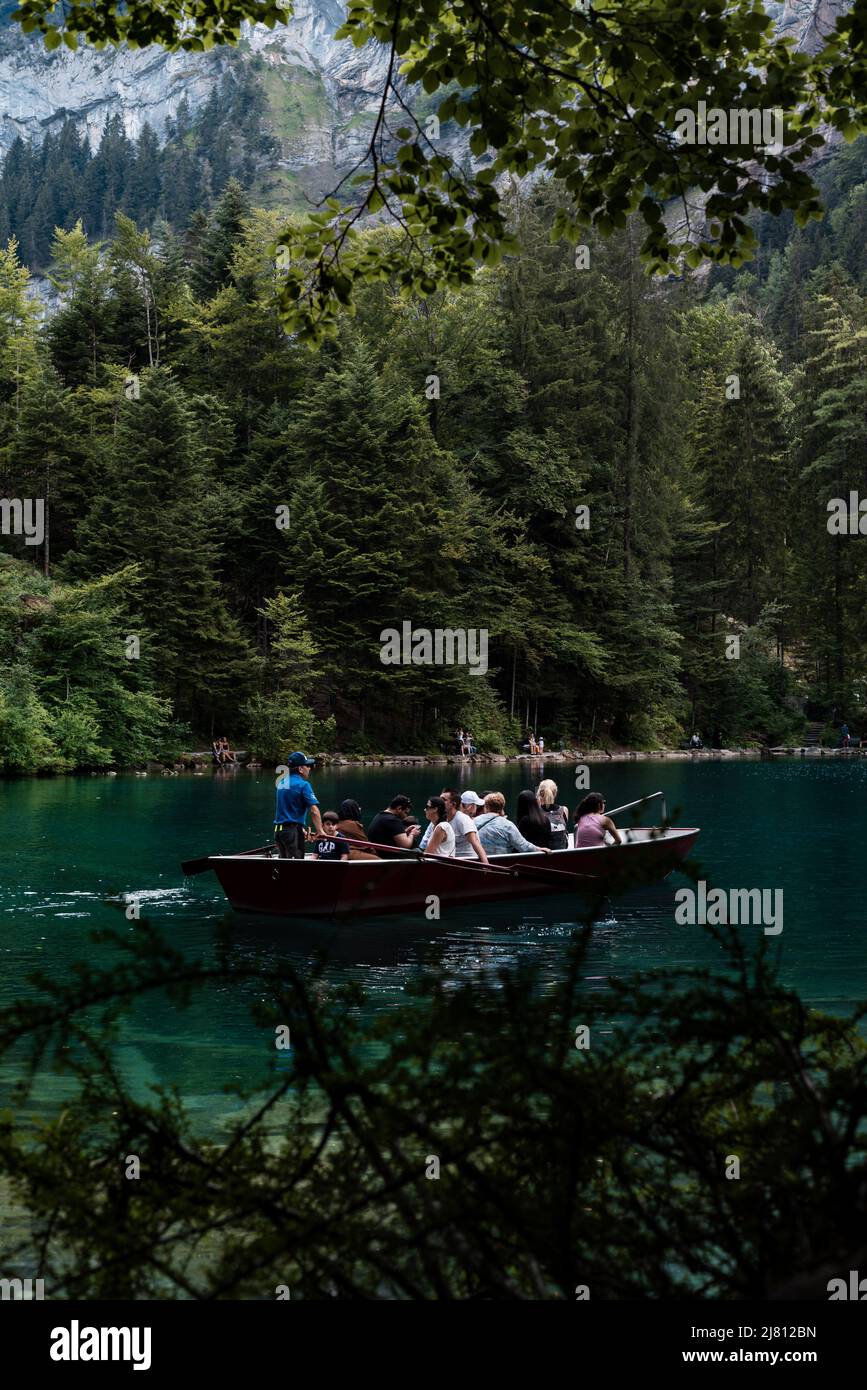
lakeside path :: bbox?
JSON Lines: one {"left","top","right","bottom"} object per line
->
{"left": 171, "top": 746, "right": 866, "bottom": 770}
{"left": 7, "top": 748, "right": 862, "bottom": 779}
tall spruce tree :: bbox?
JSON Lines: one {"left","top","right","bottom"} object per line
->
{"left": 66, "top": 367, "right": 257, "bottom": 731}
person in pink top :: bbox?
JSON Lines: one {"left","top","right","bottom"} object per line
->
{"left": 573, "top": 793, "right": 622, "bottom": 848}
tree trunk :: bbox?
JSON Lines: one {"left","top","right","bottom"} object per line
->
{"left": 622, "top": 224, "right": 638, "bottom": 579}
{"left": 43, "top": 460, "right": 50, "bottom": 578}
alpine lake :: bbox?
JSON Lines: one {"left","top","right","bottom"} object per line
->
{"left": 1, "top": 757, "right": 864, "bottom": 1138}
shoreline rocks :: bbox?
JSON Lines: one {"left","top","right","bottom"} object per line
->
{"left": 9, "top": 745, "right": 861, "bottom": 779}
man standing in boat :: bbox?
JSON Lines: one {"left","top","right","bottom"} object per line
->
{"left": 274, "top": 751, "right": 323, "bottom": 858}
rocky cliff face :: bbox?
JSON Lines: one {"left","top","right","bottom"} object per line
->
{"left": 0, "top": 1, "right": 853, "bottom": 205}
{"left": 0, "top": 0, "right": 401, "bottom": 204}
{"left": 771, "top": 0, "right": 850, "bottom": 53}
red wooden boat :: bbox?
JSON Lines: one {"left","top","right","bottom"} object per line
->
{"left": 185, "top": 795, "right": 699, "bottom": 921}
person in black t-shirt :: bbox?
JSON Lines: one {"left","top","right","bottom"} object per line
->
{"left": 367, "top": 795, "right": 421, "bottom": 856}
{"left": 312, "top": 812, "right": 351, "bottom": 861}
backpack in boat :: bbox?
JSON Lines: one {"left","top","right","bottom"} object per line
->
{"left": 544, "top": 805, "right": 569, "bottom": 849}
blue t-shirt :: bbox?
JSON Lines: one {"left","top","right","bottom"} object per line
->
{"left": 274, "top": 773, "right": 319, "bottom": 826}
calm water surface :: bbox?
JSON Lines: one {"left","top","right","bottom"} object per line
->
{"left": 1, "top": 759, "right": 863, "bottom": 1132}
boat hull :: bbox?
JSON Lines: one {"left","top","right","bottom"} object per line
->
{"left": 206, "top": 827, "right": 700, "bottom": 920}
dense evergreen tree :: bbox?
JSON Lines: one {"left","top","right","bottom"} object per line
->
{"left": 0, "top": 556, "right": 178, "bottom": 771}
{"left": 790, "top": 284, "right": 867, "bottom": 707}
{"left": 0, "top": 72, "right": 275, "bottom": 270}
{"left": 4, "top": 137, "right": 867, "bottom": 762}
{"left": 189, "top": 178, "right": 251, "bottom": 300}
{"left": 67, "top": 368, "right": 258, "bottom": 732}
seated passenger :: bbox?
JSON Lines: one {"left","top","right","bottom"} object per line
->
{"left": 516, "top": 789, "right": 553, "bottom": 848}
{"left": 312, "top": 812, "right": 351, "bottom": 861}
{"left": 536, "top": 778, "right": 569, "bottom": 849}
{"left": 459, "top": 789, "right": 484, "bottom": 817}
{"left": 367, "top": 795, "right": 421, "bottom": 855}
{"left": 422, "top": 795, "right": 455, "bottom": 857}
{"left": 443, "top": 789, "right": 488, "bottom": 862}
{"left": 334, "top": 799, "right": 378, "bottom": 860}
{"left": 573, "top": 792, "right": 622, "bottom": 848}
{"left": 419, "top": 787, "right": 451, "bottom": 850}
{"left": 475, "top": 793, "right": 550, "bottom": 855}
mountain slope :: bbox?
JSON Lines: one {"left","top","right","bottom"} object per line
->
{"left": 0, "top": 1, "right": 850, "bottom": 210}
{"left": 0, "top": 0, "right": 397, "bottom": 208}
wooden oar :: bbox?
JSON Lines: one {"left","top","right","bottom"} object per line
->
{"left": 181, "top": 842, "right": 275, "bottom": 876}
{"left": 605, "top": 791, "right": 667, "bottom": 822}
{"left": 182, "top": 837, "right": 599, "bottom": 892}
{"left": 335, "top": 836, "right": 599, "bottom": 888}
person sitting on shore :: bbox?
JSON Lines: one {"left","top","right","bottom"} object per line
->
{"left": 312, "top": 812, "right": 351, "bottom": 861}
{"left": 221, "top": 736, "right": 237, "bottom": 765}
{"left": 367, "top": 795, "right": 421, "bottom": 856}
{"left": 527, "top": 731, "right": 539, "bottom": 756}
{"left": 689, "top": 732, "right": 703, "bottom": 750}
{"left": 212, "top": 737, "right": 222, "bottom": 764}
{"left": 422, "top": 796, "right": 456, "bottom": 857}
{"left": 536, "top": 779, "right": 569, "bottom": 849}
{"left": 334, "top": 799, "right": 378, "bottom": 860}
{"left": 516, "top": 789, "right": 553, "bottom": 847}
{"left": 573, "top": 792, "right": 622, "bottom": 848}
{"left": 475, "top": 793, "right": 550, "bottom": 856}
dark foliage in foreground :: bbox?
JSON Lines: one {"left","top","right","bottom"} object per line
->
{"left": 0, "top": 905, "right": 865, "bottom": 1300}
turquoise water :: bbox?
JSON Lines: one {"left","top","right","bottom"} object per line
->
{"left": 1, "top": 759, "right": 864, "bottom": 1131}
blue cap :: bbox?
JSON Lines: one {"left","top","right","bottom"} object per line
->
{"left": 288, "top": 751, "right": 315, "bottom": 767}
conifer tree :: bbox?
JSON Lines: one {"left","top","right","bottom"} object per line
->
{"left": 0, "top": 237, "right": 41, "bottom": 444}
{"left": 67, "top": 367, "right": 257, "bottom": 729}
{"left": 190, "top": 178, "right": 251, "bottom": 301}
{"left": 792, "top": 287, "right": 867, "bottom": 705}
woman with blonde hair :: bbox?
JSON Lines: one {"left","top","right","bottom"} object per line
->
{"left": 536, "top": 779, "right": 570, "bottom": 850}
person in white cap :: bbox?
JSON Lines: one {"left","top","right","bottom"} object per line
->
{"left": 417, "top": 788, "right": 487, "bottom": 858}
